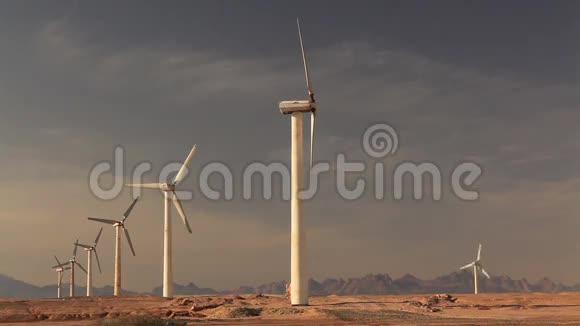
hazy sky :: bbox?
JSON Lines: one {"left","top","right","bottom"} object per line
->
{"left": 1, "top": 1, "right": 580, "bottom": 292}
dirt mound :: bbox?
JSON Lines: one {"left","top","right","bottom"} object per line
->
{"left": 190, "top": 297, "right": 233, "bottom": 312}
{"left": 426, "top": 293, "right": 458, "bottom": 305}
{"left": 95, "top": 315, "right": 186, "bottom": 326}
{"left": 406, "top": 294, "right": 458, "bottom": 312}
{"left": 265, "top": 307, "right": 305, "bottom": 316}
{"left": 207, "top": 306, "right": 262, "bottom": 319}
{"left": 227, "top": 307, "right": 263, "bottom": 318}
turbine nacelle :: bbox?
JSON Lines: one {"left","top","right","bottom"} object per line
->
{"left": 79, "top": 244, "right": 97, "bottom": 252}
{"left": 279, "top": 100, "right": 317, "bottom": 115}
{"left": 161, "top": 183, "right": 176, "bottom": 192}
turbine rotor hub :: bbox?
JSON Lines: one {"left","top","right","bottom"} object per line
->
{"left": 161, "top": 183, "right": 176, "bottom": 191}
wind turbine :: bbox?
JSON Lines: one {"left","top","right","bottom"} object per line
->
{"left": 51, "top": 256, "right": 71, "bottom": 299}
{"left": 74, "top": 227, "right": 103, "bottom": 296}
{"left": 125, "top": 145, "right": 195, "bottom": 298}
{"left": 69, "top": 240, "right": 87, "bottom": 297}
{"left": 459, "top": 243, "right": 491, "bottom": 294}
{"left": 88, "top": 197, "right": 139, "bottom": 296}
{"left": 278, "top": 18, "right": 318, "bottom": 306}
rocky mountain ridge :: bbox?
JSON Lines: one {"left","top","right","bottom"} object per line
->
{"left": 2, "top": 271, "right": 579, "bottom": 298}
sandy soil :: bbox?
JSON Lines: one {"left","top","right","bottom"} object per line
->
{"left": 2, "top": 292, "right": 580, "bottom": 325}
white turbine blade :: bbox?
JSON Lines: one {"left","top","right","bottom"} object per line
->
{"left": 52, "top": 261, "right": 69, "bottom": 269}
{"left": 460, "top": 261, "right": 475, "bottom": 270}
{"left": 88, "top": 217, "right": 118, "bottom": 225}
{"left": 310, "top": 111, "right": 316, "bottom": 169}
{"left": 54, "top": 255, "right": 63, "bottom": 267}
{"left": 125, "top": 183, "right": 164, "bottom": 189}
{"left": 173, "top": 145, "right": 197, "bottom": 185}
{"left": 76, "top": 262, "right": 87, "bottom": 274}
{"left": 94, "top": 249, "right": 102, "bottom": 274}
{"left": 75, "top": 243, "right": 92, "bottom": 250}
{"left": 122, "top": 196, "right": 140, "bottom": 222}
{"left": 172, "top": 192, "right": 192, "bottom": 233}
{"left": 477, "top": 243, "right": 482, "bottom": 261}
{"left": 94, "top": 227, "right": 103, "bottom": 245}
{"left": 73, "top": 240, "right": 79, "bottom": 257}
{"left": 297, "top": 18, "right": 314, "bottom": 101}
{"left": 123, "top": 227, "right": 136, "bottom": 256}
{"left": 63, "top": 267, "right": 71, "bottom": 271}
{"left": 480, "top": 266, "right": 491, "bottom": 279}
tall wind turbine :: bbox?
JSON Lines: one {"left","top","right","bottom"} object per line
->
{"left": 125, "top": 145, "right": 195, "bottom": 298}
{"left": 278, "top": 18, "right": 318, "bottom": 306}
{"left": 69, "top": 240, "right": 87, "bottom": 297}
{"left": 75, "top": 227, "right": 103, "bottom": 296}
{"left": 459, "top": 243, "right": 491, "bottom": 294}
{"left": 51, "top": 256, "right": 70, "bottom": 299}
{"left": 88, "top": 197, "right": 139, "bottom": 296}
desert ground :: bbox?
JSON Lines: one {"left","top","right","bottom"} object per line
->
{"left": 2, "top": 292, "right": 580, "bottom": 325}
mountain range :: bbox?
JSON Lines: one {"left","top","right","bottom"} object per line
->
{"left": 2, "top": 271, "right": 580, "bottom": 298}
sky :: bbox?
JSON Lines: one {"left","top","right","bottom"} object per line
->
{"left": 1, "top": 1, "right": 580, "bottom": 292}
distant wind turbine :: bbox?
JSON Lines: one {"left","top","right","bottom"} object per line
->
{"left": 74, "top": 227, "right": 103, "bottom": 296}
{"left": 125, "top": 145, "right": 196, "bottom": 298}
{"left": 88, "top": 197, "right": 139, "bottom": 296}
{"left": 51, "top": 256, "right": 71, "bottom": 299}
{"left": 68, "top": 240, "right": 87, "bottom": 297}
{"left": 459, "top": 243, "right": 491, "bottom": 294}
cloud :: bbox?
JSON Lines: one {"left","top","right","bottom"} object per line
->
{"left": 36, "top": 20, "right": 86, "bottom": 59}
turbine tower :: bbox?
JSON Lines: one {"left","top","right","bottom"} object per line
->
{"left": 69, "top": 240, "right": 87, "bottom": 297}
{"left": 51, "top": 256, "right": 70, "bottom": 299}
{"left": 278, "top": 18, "right": 318, "bottom": 306}
{"left": 460, "top": 243, "right": 491, "bottom": 294}
{"left": 75, "top": 227, "right": 103, "bottom": 296}
{"left": 125, "top": 145, "right": 195, "bottom": 298}
{"left": 88, "top": 197, "right": 139, "bottom": 296}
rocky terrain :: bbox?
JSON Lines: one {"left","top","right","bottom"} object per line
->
{"left": 3, "top": 292, "right": 580, "bottom": 325}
